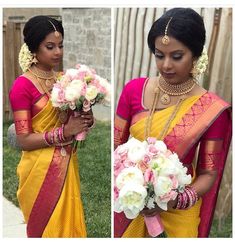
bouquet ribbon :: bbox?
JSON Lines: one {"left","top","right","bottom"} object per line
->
{"left": 74, "top": 111, "right": 88, "bottom": 141}
{"left": 144, "top": 214, "right": 164, "bottom": 237}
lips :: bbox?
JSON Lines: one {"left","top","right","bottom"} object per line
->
{"left": 52, "top": 58, "right": 61, "bottom": 62}
{"left": 162, "top": 72, "right": 175, "bottom": 79}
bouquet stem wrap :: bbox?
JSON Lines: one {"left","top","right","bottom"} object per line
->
{"left": 144, "top": 215, "right": 164, "bottom": 237}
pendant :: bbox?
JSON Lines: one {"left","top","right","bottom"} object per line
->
{"left": 160, "top": 93, "right": 171, "bottom": 105}
{"left": 45, "top": 79, "right": 52, "bottom": 88}
{"left": 60, "top": 147, "right": 67, "bottom": 156}
{"left": 59, "top": 111, "right": 68, "bottom": 124}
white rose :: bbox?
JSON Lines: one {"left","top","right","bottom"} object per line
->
{"left": 70, "top": 79, "right": 84, "bottom": 94}
{"left": 154, "top": 176, "right": 173, "bottom": 197}
{"left": 115, "top": 182, "right": 147, "bottom": 219}
{"left": 65, "top": 85, "right": 80, "bottom": 101}
{"left": 150, "top": 155, "right": 169, "bottom": 174}
{"left": 177, "top": 168, "right": 191, "bottom": 186}
{"left": 126, "top": 137, "right": 147, "bottom": 163}
{"left": 51, "top": 87, "right": 60, "bottom": 106}
{"left": 116, "top": 167, "right": 144, "bottom": 190}
{"left": 65, "top": 68, "right": 79, "bottom": 79}
{"left": 154, "top": 140, "right": 167, "bottom": 153}
{"left": 85, "top": 85, "right": 98, "bottom": 101}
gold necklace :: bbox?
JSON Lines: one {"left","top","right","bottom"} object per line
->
{"left": 158, "top": 76, "right": 195, "bottom": 105}
{"left": 144, "top": 86, "right": 185, "bottom": 140}
{"left": 29, "top": 66, "right": 68, "bottom": 124}
{"left": 29, "top": 65, "right": 56, "bottom": 90}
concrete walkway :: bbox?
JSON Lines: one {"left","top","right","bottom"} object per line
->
{"left": 2, "top": 196, "right": 27, "bottom": 238}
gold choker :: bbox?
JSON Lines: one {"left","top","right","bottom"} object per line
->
{"left": 158, "top": 76, "right": 196, "bottom": 105}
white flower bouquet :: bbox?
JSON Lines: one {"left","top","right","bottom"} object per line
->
{"left": 51, "top": 64, "right": 111, "bottom": 142}
{"left": 114, "top": 137, "right": 192, "bottom": 237}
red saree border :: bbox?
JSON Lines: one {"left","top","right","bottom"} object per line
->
{"left": 163, "top": 92, "right": 230, "bottom": 160}
{"left": 27, "top": 145, "right": 72, "bottom": 237}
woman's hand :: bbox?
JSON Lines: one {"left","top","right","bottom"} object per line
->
{"left": 64, "top": 110, "right": 94, "bottom": 138}
{"left": 140, "top": 198, "right": 178, "bottom": 217}
{"left": 140, "top": 205, "right": 163, "bottom": 217}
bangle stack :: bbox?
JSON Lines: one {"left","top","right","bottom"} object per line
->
{"left": 43, "top": 125, "right": 66, "bottom": 146}
{"left": 175, "top": 185, "right": 199, "bottom": 210}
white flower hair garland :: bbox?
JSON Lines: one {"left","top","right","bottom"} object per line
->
{"left": 192, "top": 46, "right": 209, "bottom": 79}
{"left": 18, "top": 43, "right": 36, "bottom": 72}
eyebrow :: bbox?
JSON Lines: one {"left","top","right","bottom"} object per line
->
{"left": 45, "top": 41, "right": 63, "bottom": 45}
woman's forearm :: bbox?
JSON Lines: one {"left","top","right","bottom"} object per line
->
{"left": 17, "top": 133, "right": 50, "bottom": 151}
{"left": 191, "top": 169, "right": 218, "bottom": 197}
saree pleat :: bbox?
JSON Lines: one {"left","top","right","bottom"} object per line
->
{"left": 16, "top": 99, "right": 86, "bottom": 237}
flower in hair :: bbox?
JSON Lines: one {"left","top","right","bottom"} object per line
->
{"left": 192, "top": 46, "right": 209, "bottom": 78}
{"left": 18, "top": 43, "right": 34, "bottom": 72}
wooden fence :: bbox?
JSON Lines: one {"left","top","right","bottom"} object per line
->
{"left": 3, "top": 21, "right": 24, "bottom": 121}
{"left": 114, "top": 7, "right": 232, "bottom": 226}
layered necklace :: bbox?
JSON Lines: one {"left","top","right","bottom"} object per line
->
{"left": 28, "top": 65, "right": 56, "bottom": 97}
{"left": 158, "top": 76, "right": 196, "bottom": 105}
{"left": 28, "top": 65, "right": 68, "bottom": 124}
{"left": 144, "top": 77, "right": 195, "bottom": 140}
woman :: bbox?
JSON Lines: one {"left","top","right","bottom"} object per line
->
{"left": 114, "top": 8, "right": 232, "bottom": 238}
{"left": 9, "top": 16, "right": 94, "bottom": 238}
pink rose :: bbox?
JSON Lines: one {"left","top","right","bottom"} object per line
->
{"left": 169, "top": 175, "right": 178, "bottom": 189}
{"left": 147, "top": 137, "right": 157, "bottom": 144}
{"left": 114, "top": 161, "right": 125, "bottom": 177}
{"left": 123, "top": 158, "right": 136, "bottom": 168}
{"left": 138, "top": 159, "right": 149, "bottom": 173}
{"left": 114, "top": 186, "right": 119, "bottom": 200}
{"left": 83, "top": 99, "right": 91, "bottom": 112}
{"left": 159, "top": 190, "right": 178, "bottom": 203}
{"left": 146, "top": 144, "right": 158, "bottom": 158}
{"left": 115, "top": 145, "right": 128, "bottom": 161}
{"left": 144, "top": 168, "right": 155, "bottom": 184}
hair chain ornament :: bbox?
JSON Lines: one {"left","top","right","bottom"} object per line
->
{"left": 48, "top": 20, "right": 60, "bottom": 37}
{"left": 162, "top": 17, "right": 173, "bottom": 45}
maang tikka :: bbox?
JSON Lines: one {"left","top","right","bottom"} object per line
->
{"left": 162, "top": 17, "right": 173, "bottom": 45}
{"left": 48, "top": 20, "right": 60, "bottom": 37}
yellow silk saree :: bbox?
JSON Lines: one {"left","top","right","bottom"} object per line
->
{"left": 16, "top": 98, "right": 86, "bottom": 237}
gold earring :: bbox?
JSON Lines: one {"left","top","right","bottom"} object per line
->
{"left": 190, "top": 60, "right": 197, "bottom": 77}
{"left": 32, "top": 53, "right": 38, "bottom": 64}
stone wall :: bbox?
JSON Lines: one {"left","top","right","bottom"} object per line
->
{"left": 61, "top": 8, "right": 111, "bottom": 121}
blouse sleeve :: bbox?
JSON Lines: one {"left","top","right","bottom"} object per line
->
{"left": 9, "top": 77, "right": 33, "bottom": 134}
{"left": 114, "top": 86, "right": 131, "bottom": 148}
{"left": 197, "top": 109, "right": 232, "bottom": 237}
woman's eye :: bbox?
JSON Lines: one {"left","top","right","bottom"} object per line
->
{"left": 46, "top": 46, "right": 53, "bottom": 50}
{"left": 155, "top": 54, "right": 164, "bottom": 59}
{"left": 172, "top": 55, "right": 183, "bottom": 60}
{"left": 59, "top": 45, "right": 64, "bottom": 49}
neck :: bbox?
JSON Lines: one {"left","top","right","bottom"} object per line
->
{"left": 33, "top": 63, "right": 53, "bottom": 72}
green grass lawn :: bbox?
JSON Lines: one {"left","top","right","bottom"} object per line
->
{"left": 3, "top": 121, "right": 111, "bottom": 238}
